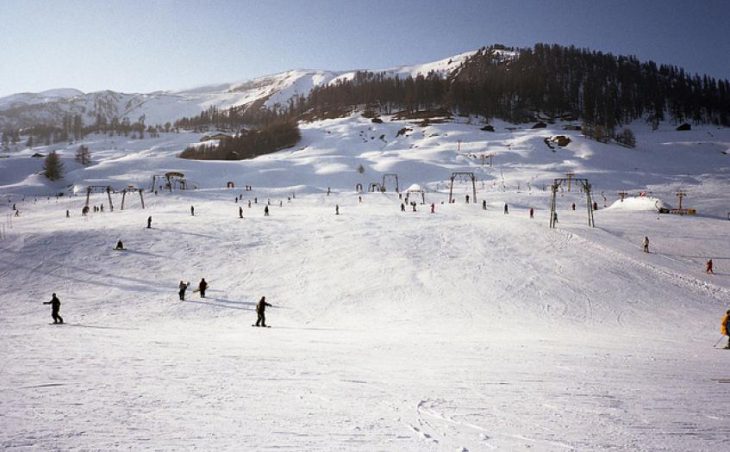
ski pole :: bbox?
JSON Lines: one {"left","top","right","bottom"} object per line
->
{"left": 713, "top": 335, "right": 726, "bottom": 348}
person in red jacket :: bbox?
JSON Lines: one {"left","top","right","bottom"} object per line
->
{"left": 255, "top": 296, "right": 272, "bottom": 327}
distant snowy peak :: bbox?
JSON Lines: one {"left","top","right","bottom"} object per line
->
{"left": 0, "top": 49, "right": 485, "bottom": 128}
{"left": 329, "top": 50, "right": 479, "bottom": 85}
{"left": 0, "top": 88, "right": 84, "bottom": 109}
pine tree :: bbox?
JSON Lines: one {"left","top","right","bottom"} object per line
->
{"left": 75, "top": 145, "right": 91, "bottom": 165}
{"left": 43, "top": 151, "right": 64, "bottom": 181}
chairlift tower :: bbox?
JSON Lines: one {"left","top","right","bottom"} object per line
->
{"left": 448, "top": 172, "right": 477, "bottom": 204}
{"left": 549, "top": 177, "right": 595, "bottom": 229}
{"left": 85, "top": 186, "right": 114, "bottom": 211}
{"left": 565, "top": 172, "right": 576, "bottom": 192}
{"left": 676, "top": 191, "right": 687, "bottom": 210}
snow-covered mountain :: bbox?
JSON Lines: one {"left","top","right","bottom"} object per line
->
{"left": 0, "top": 50, "right": 477, "bottom": 129}
{"left": 1, "top": 113, "right": 729, "bottom": 450}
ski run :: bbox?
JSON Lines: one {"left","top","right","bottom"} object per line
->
{"left": 2, "top": 115, "right": 730, "bottom": 450}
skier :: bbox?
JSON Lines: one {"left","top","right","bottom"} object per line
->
{"left": 553, "top": 212, "right": 559, "bottom": 224}
{"left": 706, "top": 259, "right": 714, "bottom": 274}
{"left": 147, "top": 216, "right": 152, "bottom": 228}
{"left": 431, "top": 203, "right": 435, "bottom": 214}
{"left": 264, "top": 205, "right": 269, "bottom": 216}
{"left": 197, "top": 278, "right": 208, "bottom": 298}
{"left": 248, "top": 200, "right": 251, "bottom": 208}
{"left": 571, "top": 203, "right": 576, "bottom": 210}
{"left": 643, "top": 236, "right": 649, "bottom": 253}
{"left": 465, "top": 194, "right": 470, "bottom": 203}
{"left": 191, "top": 205, "right": 195, "bottom": 216}
{"left": 66, "top": 210, "right": 70, "bottom": 218}
{"left": 239, "top": 206, "right": 243, "bottom": 218}
{"left": 178, "top": 281, "right": 190, "bottom": 301}
{"left": 529, "top": 207, "right": 534, "bottom": 219}
{"left": 115, "top": 240, "right": 124, "bottom": 250}
{"left": 482, "top": 200, "right": 487, "bottom": 210}
{"left": 255, "top": 296, "right": 272, "bottom": 327}
{"left": 335, "top": 204, "right": 339, "bottom": 215}
{"left": 722, "top": 310, "right": 730, "bottom": 349}
{"left": 43, "top": 293, "right": 63, "bottom": 324}
{"left": 504, "top": 203, "right": 509, "bottom": 214}
{"left": 400, "top": 203, "right": 405, "bottom": 212}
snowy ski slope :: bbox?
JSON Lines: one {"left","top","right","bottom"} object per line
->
{"left": 1, "top": 116, "right": 730, "bottom": 450}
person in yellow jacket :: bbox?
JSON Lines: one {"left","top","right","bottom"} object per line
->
{"left": 722, "top": 310, "right": 730, "bottom": 349}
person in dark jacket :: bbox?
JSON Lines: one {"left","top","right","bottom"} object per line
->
{"left": 504, "top": 203, "right": 509, "bottom": 214}
{"left": 115, "top": 240, "right": 124, "bottom": 250}
{"left": 43, "top": 293, "right": 63, "bottom": 324}
{"left": 239, "top": 206, "right": 243, "bottom": 218}
{"left": 179, "top": 281, "right": 189, "bottom": 301}
{"left": 255, "top": 296, "right": 272, "bottom": 327}
{"left": 264, "top": 205, "right": 269, "bottom": 216}
{"left": 147, "top": 216, "right": 152, "bottom": 228}
{"left": 197, "top": 278, "right": 208, "bottom": 298}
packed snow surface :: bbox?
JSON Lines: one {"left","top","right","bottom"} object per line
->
{"left": 1, "top": 116, "right": 730, "bottom": 450}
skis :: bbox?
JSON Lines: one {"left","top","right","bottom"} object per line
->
{"left": 251, "top": 324, "right": 271, "bottom": 328}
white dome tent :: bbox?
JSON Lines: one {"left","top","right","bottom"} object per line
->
{"left": 405, "top": 183, "right": 426, "bottom": 204}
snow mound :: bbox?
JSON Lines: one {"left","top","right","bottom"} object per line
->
{"left": 606, "top": 196, "right": 669, "bottom": 211}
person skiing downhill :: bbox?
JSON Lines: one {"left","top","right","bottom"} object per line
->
{"left": 197, "top": 278, "right": 208, "bottom": 298}
{"left": 706, "top": 259, "right": 714, "bottom": 274}
{"left": 147, "top": 216, "right": 152, "bottom": 229}
{"left": 115, "top": 240, "right": 124, "bottom": 250}
{"left": 721, "top": 310, "right": 730, "bottom": 349}
{"left": 239, "top": 206, "right": 243, "bottom": 218}
{"left": 179, "top": 281, "right": 189, "bottom": 301}
{"left": 643, "top": 236, "right": 650, "bottom": 253}
{"left": 43, "top": 293, "right": 63, "bottom": 324}
{"left": 255, "top": 296, "right": 272, "bottom": 327}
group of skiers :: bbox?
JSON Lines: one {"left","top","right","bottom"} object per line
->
{"left": 42, "top": 290, "right": 275, "bottom": 327}
{"left": 178, "top": 278, "right": 207, "bottom": 300}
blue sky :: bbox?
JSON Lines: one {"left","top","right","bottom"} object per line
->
{"left": 0, "top": 0, "right": 728, "bottom": 97}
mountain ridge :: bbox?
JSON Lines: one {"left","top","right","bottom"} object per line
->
{"left": 0, "top": 50, "right": 477, "bottom": 129}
